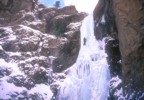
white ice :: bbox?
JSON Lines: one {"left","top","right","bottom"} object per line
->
{"left": 57, "top": 13, "right": 110, "bottom": 100}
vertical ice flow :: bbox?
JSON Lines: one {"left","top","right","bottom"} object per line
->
{"left": 57, "top": 13, "right": 110, "bottom": 100}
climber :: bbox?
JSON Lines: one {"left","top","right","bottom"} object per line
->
{"left": 83, "top": 37, "right": 87, "bottom": 45}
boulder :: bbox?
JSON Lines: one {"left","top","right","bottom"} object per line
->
{"left": 46, "top": 11, "right": 86, "bottom": 35}
{"left": 58, "top": 6, "right": 78, "bottom": 15}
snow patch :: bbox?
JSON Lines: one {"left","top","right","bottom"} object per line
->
{"left": 114, "top": 88, "right": 125, "bottom": 100}
{"left": 0, "top": 59, "right": 53, "bottom": 99}
{"left": 19, "top": 56, "right": 47, "bottom": 64}
{"left": 110, "top": 76, "right": 122, "bottom": 88}
{"left": 0, "top": 77, "right": 53, "bottom": 99}
{"left": 29, "top": 84, "right": 53, "bottom": 100}
{"left": 0, "top": 77, "right": 27, "bottom": 99}
{"left": 138, "top": 92, "right": 144, "bottom": 99}
{"left": 8, "top": 52, "right": 22, "bottom": 57}
{"left": 18, "top": 25, "right": 42, "bottom": 34}
{"left": 0, "top": 59, "right": 23, "bottom": 76}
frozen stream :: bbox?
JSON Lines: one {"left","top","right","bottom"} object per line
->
{"left": 57, "top": 13, "right": 110, "bottom": 100}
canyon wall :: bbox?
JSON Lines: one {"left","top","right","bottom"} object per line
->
{"left": 94, "top": 0, "right": 144, "bottom": 99}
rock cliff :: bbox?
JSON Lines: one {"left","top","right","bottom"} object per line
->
{"left": 1, "top": 0, "right": 144, "bottom": 99}
{"left": 0, "top": 0, "right": 86, "bottom": 99}
{"left": 94, "top": 0, "right": 144, "bottom": 99}
{"left": 113, "top": 0, "right": 144, "bottom": 99}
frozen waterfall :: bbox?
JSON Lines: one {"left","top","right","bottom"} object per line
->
{"left": 57, "top": 13, "right": 110, "bottom": 100}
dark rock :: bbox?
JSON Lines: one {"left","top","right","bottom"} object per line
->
{"left": 93, "top": 0, "right": 118, "bottom": 40}
{"left": 8, "top": 75, "right": 35, "bottom": 89}
{"left": 51, "top": 22, "right": 81, "bottom": 72}
{"left": 0, "top": 28, "right": 9, "bottom": 38}
{"left": 10, "top": 0, "right": 33, "bottom": 13}
{"left": 93, "top": 0, "right": 107, "bottom": 40}
{"left": 18, "top": 58, "right": 53, "bottom": 84}
{"left": 0, "top": 0, "right": 13, "bottom": 13}
{"left": 93, "top": 0, "right": 107, "bottom": 24}
{"left": 104, "top": 0, "right": 118, "bottom": 39}
{"left": 2, "top": 41, "right": 19, "bottom": 52}
{"left": 52, "top": 40, "right": 80, "bottom": 72}
{"left": 45, "top": 8, "right": 86, "bottom": 36}
{"left": 105, "top": 39, "right": 121, "bottom": 77}
{"left": 0, "top": 49, "right": 9, "bottom": 61}
{"left": 29, "top": 66, "right": 49, "bottom": 84}
{"left": 0, "top": 66, "right": 11, "bottom": 77}
{"left": 95, "top": 23, "right": 108, "bottom": 40}
{"left": 105, "top": 38, "right": 122, "bottom": 99}
{"left": 51, "top": 15, "right": 69, "bottom": 35}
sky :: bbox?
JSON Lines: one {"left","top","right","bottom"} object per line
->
{"left": 39, "top": 0, "right": 64, "bottom": 7}
{"left": 64, "top": 0, "right": 98, "bottom": 13}
{"left": 38, "top": 0, "right": 98, "bottom": 13}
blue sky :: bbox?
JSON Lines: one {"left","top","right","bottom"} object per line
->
{"left": 39, "top": 0, "right": 64, "bottom": 7}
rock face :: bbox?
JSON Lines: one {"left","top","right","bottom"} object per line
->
{"left": 112, "top": 0, "right": 144, "bottom": 99}
{"left": 42, "top": 6, "right": 86, "bottom": 72}
{"left": 0, "top": 0, "right": 86, "bottom": 99}
{"left": 94, "top": 0, "right": 144, "bottom": 99}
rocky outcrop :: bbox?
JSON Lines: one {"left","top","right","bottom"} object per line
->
{"left": 45, "top": 6, "right": 86, "bottom": 35}
{"left": 42, "top": 6, "right": 86, "bottom": 72}
{"left": 0, "top": 0, "right": 86, "bottom": 99}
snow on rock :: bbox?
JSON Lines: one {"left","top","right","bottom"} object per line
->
{"left": 110, "top": 76, "right": 122, "bottom": 89}
{"left": 0, "top": 0, "right": 86, "bottom": 99}
{"left": 114, "top": 88, "right": 124, "bottom": 100}
{"left": 0, "top": 77, "right": 27, "bottom": 99}
{"left": 110, "top": 75, "right": 124, "bottom": 99}
{"left": 29, "top": 84, "right": 53, "bottom": 100}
